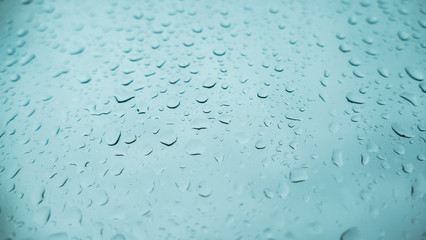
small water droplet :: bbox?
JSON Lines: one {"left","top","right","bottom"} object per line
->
{"left": 290, "top": 168, "right": 308, "bottom": 183}
{"left": 332, "top": 149, "right": 344, "bottom": 167}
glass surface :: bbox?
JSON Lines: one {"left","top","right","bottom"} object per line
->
{"left": 0, "top": 0, "right": 425, "bottom": 239}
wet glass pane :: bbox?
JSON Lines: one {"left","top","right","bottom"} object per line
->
{"left": 0, "top": 0, "right": 425, "bottom": 239}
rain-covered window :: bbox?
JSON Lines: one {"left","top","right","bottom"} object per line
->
{"left": 0, "top": 0, "right": 425, "bottom": 239}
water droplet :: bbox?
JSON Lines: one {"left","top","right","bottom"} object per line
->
{"left": 377, "top": 67, "right": 389, "bottom": 78}
{"left": 361, "top": 154, "right": 369, "bottom": 166}
{"left": 346, "top": 92, "right": 366, "bottom": 104}
{"left": 218, "top": 114, "right": 231, "bottom": 124}
{"left": 394, "top": 145, "right": 405, "bottom": 155}
{"left": 332, "top": 149, "right": 344, "bottom": 167}
{"left": 213, "top": 48, "right": 226, "bottom": 56}
{"left": 405, "top": 67, "right": 424, "bottom": 81}
{"left": 166, "top": 96, "right": 180, "bottom": 109}
{"left": 264, "top": 188, "right": 274, "bottom": 199}
{"left": 274, "top": 64, "right": 284, "bottom": 72}
{"left": 340, "top": 227, "right": 361, "bottom": 240}
{"left": 160, "top": 130, "right": 178, "bottom": 146}
{"left": 399, "top": 92, "right": 418, "bottom": 106}
{"left": 202, "top": 78, "right": 217, "bottom": 88}
{"left": 419, "top": 82, "right": 426, "bottom": 93}
{"left": 348, "top": 58, "right": 361, "bottom": 66}
{"left": 257, "top": 88, "right": 268, "bottom": 99}
{"left": 339, "top": 43, "right": 352, "bottom": 53}
{"left": 290, "top": 168, "right": 308, "bottom": 183}
{"left": 185, "top": 139, "right": 205, "bottom": 155}
{"left": 255, "top": 139, "right": 266, "bottom": 149}
{"left": 214, "top": 153, "right": 225, "bottom": 163}
{"left": 391, "top": 123, "right": 414, "bottom": 138}
{"left": 397, "top": 31, "right": 410, "bottom": 41}
{"left": 402, "top": 163, "right": 413, "bottom": 174}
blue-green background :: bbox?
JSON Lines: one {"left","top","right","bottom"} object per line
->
{"left": 0, "top": 0, "right": 425, "bottom": 239}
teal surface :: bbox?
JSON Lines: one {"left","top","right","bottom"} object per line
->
{"left": 0, "top": 0, "right": 425, "bottom": 239}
